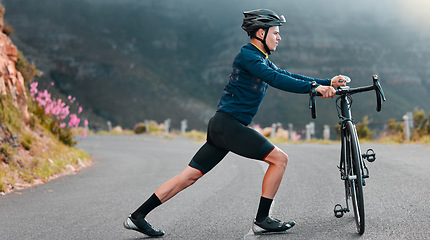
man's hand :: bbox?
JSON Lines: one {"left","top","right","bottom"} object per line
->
{"left": 331, "top": 75, "right": 347, "bottom": 88}
{"left": 316, "top": 86, "right": 336, "bottom": 98}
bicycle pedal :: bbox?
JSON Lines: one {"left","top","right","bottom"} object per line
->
{"left": 334, "top": 204, "right": 345, "bottom": 218}
{"left": 362, "top": 149, "right": 376, "bottom": 162}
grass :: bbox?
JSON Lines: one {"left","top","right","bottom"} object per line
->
{"left": 0, "top": 95, "right": 23, "bottom": 132}
{"left": 1, "top": 144, "right": 16, "bottom": 159}
{"left": 180, "top": 128, "right": 342, "bottom": 145}
{"left": 0, "top": 165, "right": 5, "bottom": 192}
{"left": 0, "top": 94, "right": 91, "bottom": 194}
{"left": 20, "top": 133, "right": 33, "bottom": 150}
{"left": 32, "top": 139, "right": 90, "bottom": 181}
{"left": 97, "top": 129, "right": 134, "bottom": 135}
{"left": 183, "top": 130, "right": 206, "bottom": 142}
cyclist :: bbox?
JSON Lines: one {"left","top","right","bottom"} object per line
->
{"left": 124, "top": 9, "right": 346, "bottom": 236}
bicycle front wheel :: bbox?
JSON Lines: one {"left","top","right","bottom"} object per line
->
{"left": 345, "top": 121, "right": 365, "bottom": 235}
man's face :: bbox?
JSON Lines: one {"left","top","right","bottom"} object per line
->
{"left": 265, "top": 26, "right": 282, "bottom": 51}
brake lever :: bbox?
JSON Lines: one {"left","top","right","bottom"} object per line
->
{"left": 372, "top": 75, "right": 386, "bottom": 112}
{"left": 310, "top": 81, "right": 317, "bottom": 119}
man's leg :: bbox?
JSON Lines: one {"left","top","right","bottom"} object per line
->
{"left": 130, "top": 141, "right": 226, "bottom": 218}
{"left": 213, "top": 114, "right": 291, "bottom": 228}
{"left": 254, "top": 146, "right": 288, "bottom": 222}
{"left": 124, "top": 166, "right": 202, "bottom": 237}
{"left": 125, "top": 142, "right": 227, "bottom": 236}
{"left": 253, "top": 146, "right": 295, "bottom": 234}
{"left": 154, "top": 166, "right": 203, "bottom": 203}
{"left": 131, "top": 166, "right": 203, "bottom": 221}
{"left": 261, "top": 146, "right": 288, "bottom": 199}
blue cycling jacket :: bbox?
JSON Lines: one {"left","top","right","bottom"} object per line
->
{"left": 217, "top": 43, "right": 332, "bottom": 125}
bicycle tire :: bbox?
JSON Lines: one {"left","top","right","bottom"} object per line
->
{"left": 345, "top": 121, "right": 365, "bottom": 234}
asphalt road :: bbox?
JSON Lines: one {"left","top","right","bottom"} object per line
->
{"left": 1, "top": 135, "right": 429, "bottom": 240}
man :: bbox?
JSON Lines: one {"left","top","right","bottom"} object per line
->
{"left": 124, "top": 9, "right": 345, "bottom": 236}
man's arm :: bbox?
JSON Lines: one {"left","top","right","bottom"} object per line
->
{"left": 242, "top": 56, "right": 324, "bottom": 93}
{"left": 269, "top": 61, "right": 332, "bottom": 86}
{"left": 269, "top": 61, "right": 347, "bottom": 89}
{"left": 278, "top": 68, "right": 332, "bottom": 86}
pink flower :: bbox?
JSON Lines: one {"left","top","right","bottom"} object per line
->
{"left": 31, "top": 82, "right": 38, "bottom": 88}
{"left": 30, "top": 82, "right": 38, "bottom": 99}
{"left": 84, "top": 119, "right": 88, "bottom": 126}
{"left": 67, "top": 95, "right": 76, "bottom": 103}
{"left": 51, "top": 82, "right": 55, "bottom": 86}
{"left": 59, "top": 122, "right": 67, "bottom": 128}
{"left": 82, "top": 130, "right": 87, "bottom": 138}
{"left": 60, "top": 106, "right": 70, "bottom": 120}
{"left": 44, "top": 103, "right": 52, "bottom": 115}
{"left": 78, "top": 106, "right": 82, "bottom": 114}
{"left": 51, "top": 100, "right": 63, "bottom": 116}
{"left": 68, "top": 114, "right": 80, "bottom": 128}
{"left": 36, "top": 89, "right": 51, "bottom": 107}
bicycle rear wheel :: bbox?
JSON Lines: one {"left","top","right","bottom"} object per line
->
{"left": 345, "top": 121, "right": 365, "bottom": 235}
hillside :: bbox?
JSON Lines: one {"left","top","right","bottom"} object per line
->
{"left": 3, "top": 0, "right": 430, "bottom": 131}
{"left": 0, "top": 4, "right": 91, "bottom": 195}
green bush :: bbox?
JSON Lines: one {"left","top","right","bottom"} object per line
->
{"left": 133, "top": 121, "right": 162, "bottom": 134}
{"left": 15, "top": 51, "right": 40, "bottom": 85}
{"left": 57, "top": 127, "right": 76, "bottom": 146}
{"left": 134, "top": 123, "right": 146, "bottom": 134}
{"left": 356, "top": 116, "right": 375, "bottom": 140}
{"left": 387, "top": 118, "right": 403, "bottom": 134}
{"left": 413, "top": 108, "right": 429, "bottom": 138}
{"left": 21, "top": 134, "right": 33, "bottom": 150}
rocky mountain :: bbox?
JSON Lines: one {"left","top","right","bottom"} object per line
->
{"left": 0, "top": 6, "right": 29, "bottom": 123}
{"left": 3, "top": 0, "right": 430, "bottom": 132}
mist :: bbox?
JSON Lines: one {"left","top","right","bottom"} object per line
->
{"left": 3, "top": 0, "right": 430, "bottom": 130}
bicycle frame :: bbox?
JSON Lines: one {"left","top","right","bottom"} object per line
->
{"left": 339, "top": 94, "right": 355, "bottom": 208}
{"left": 337, "top": 93, "right": 366, "bottom": 212}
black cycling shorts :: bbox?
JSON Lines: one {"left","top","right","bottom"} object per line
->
{"left": 188, "top": 111, "right": 275, "bottom": 174}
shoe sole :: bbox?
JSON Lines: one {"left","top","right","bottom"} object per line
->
{"left": 123, "top": 217, "right": 164, "bottom": 237}
{"left": 252, "top": 221, "right": 295, "bottom": 235}
{"left": 124, "top": 217, "right": 152, "bottom": 237}
{"left": 124, "top": 218, "right": 141, "bottom": 232}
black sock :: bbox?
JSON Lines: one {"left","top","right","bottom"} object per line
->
{"left": 131, "top": 193, "right": 162, "bottom": 219}
{"left": 256, "top": 196, "right": 273, "bottom": 222}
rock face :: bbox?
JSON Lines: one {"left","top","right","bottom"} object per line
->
{"left": 0, "top": 6, "right": 30, "bottom": 123}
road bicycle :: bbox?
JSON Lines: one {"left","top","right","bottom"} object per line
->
{"left": 309, "top": 75, "right": 386, "bottom": 235}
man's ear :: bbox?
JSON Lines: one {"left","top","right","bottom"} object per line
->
{"left": 256, "top": 28, "right": 266, "bottom": 38}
